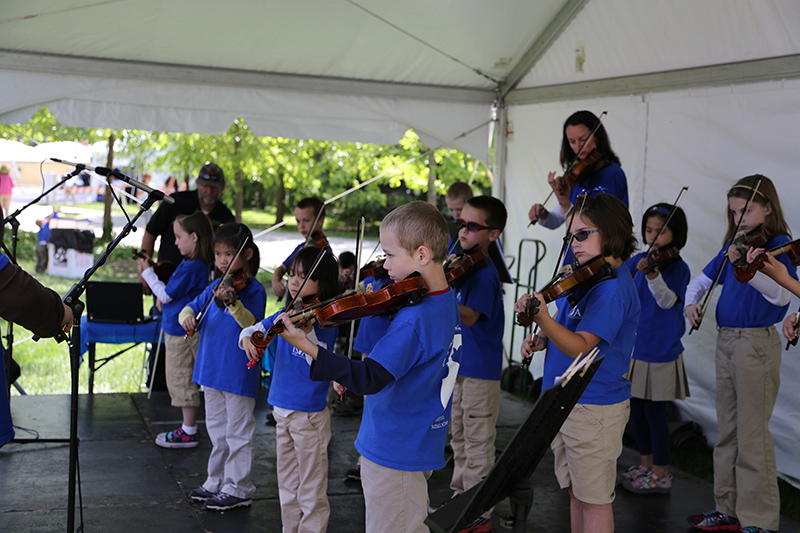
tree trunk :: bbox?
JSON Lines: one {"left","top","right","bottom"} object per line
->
{"left": 275, "top": 171, "right": 286, "bottom": 223}
{"left": 101, "top": 133, "right": 115, "bottom": 241}
{"left": 427, "top": 150, "right": 437, "bottom": 205}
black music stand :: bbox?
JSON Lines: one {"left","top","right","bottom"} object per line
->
{"left": 426, "top": 354, "right": 604, "bottom": 533}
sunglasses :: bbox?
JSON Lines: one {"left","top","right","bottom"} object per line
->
{"left": 455, "top": 219, "right": 492, "bottom": 233}
{"left": 570, "top": 229, "right": 599, "bottom": 242}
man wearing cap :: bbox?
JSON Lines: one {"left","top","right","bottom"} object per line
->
{"left": 141, "top": 162, "right": 235, "bottom": 265}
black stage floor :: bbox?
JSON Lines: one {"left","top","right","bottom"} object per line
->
{"left": 2, "top": 391, "right": 798, "bottom": 533}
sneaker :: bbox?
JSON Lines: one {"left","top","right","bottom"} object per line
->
{"left": 189, "top": 487, "right": 216, "bottom": 502}
{"left": 740, "top": 528, "right": 772, "bottom": 533}
{"left": 687, "top": 510, "right": 741, "bottom": 531}
{"left": 621, "top": 465, "right": 650, "bottom": 481}
{"left": 458, "top": 516, "right": 492, "bottom": 532}
{"left": 205, "top": 492, "right": 253, "bottom": 511}
{"left": 345, "top": 463, "right": 361, "bottom": 481}
{"left": 155, "top": 427, "right": 199, "bottom": 449}
{"left": 622, "top": 470, "right": 672, "bottom": 494}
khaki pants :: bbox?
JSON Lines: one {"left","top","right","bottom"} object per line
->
{"left": 361, "top": 456, "right": 431, "bottom": 533}
{"left": 164, "top": 332, "right": 200, "bottom": 407}
{"left": 449, "top": 376, "right": 500, "bottom": 495}
{"left": 714, "top": 327, "right": 781, "bottom": 531}
{"left": 201, "top": 387, "right": 256, "bottom": 499}
{"left": 275, "top": 409, "right": 331, "bottom": 533}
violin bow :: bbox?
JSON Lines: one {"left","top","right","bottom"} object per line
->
{"left": 529, "top": 110, "right": 607, "bottom": 227}
{"left": 635, "top": 186, "right": 689, "bottom": 279}
{"left": 690, "top": 177, "right": 762, "bottom": 334}
{"left": 191, "top": 229, "right": 252, "bottom": 335}
{"left": 284, "top": 246, "right": 329, "bottom": 313}
{"left": 521, "top": 193, "right": 589, "bottom": 366}
{"left": 338, "top": 218, "right": 365, "bottom": 401}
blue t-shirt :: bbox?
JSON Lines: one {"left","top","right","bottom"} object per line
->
{"left": 542, "top": 264, "right": 640, "bottom": 405}
{"left": 355, "top": 289, "right": 462, "bottom": 472}
{"left": 452, "top": 262, "right": 504, "bottom": 380}
{"left": 263, "top": 310, "right": 338, "bottom": 412}
{"left": 568, "top": 161, "right": 628, "bottom": 206}
{"left": 281, "top": 240, "right": 334, "bottom": 269}
{"left": 702, "top": 234, "right": 797, "bottom": 328}
{"left": 625, "top": 252, "right": 690, "bottom": 363}
{"left": 353, "top": 275, "right": 393, "bottom": 355}
{"left": 189, "top": 277, "right": 267, "bottom": 398}
{"left": 161, "top": 258, "right": 210, "bottom": 336}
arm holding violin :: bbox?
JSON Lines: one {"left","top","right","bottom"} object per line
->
{"left": 513, "top": 293, "right": 600, "bottom": 360}
{"left": 645, "top": 274, "right": 678, "bottom": 309}
{"left": 179, "top": 306, "right": 196, "bottom": 333}
{"left": 271, "top": 264, "right": 287, "bottom": 299}
{"left": 747, "top": 248, "right": 800, "bottom": 300}
{"left": 141, "top": 266, "right": 172, "bottom": 303}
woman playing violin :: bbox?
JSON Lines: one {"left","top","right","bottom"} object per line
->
{"left": 528, "top": 110, "right": 628, "bottom": 230}
{"left": 514, "top": 193, "right": 639, "bottom": 533}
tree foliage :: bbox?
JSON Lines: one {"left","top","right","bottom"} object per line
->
{"left": 1, "top": 108, "right": 492, "bottom": 227}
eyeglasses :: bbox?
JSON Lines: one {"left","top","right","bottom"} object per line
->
{"left": 570, "top": 229, "right": 599, "bottom": 242}
{"left": 455, "top": 219, "right": 492, "bottom": 233}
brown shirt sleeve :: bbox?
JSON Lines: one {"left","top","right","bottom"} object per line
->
{"left": 0, "top": 262, "right": 66, "bottom": 337}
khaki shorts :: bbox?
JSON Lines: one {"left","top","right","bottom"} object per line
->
{"left": 164, "top": 332, "right": 200, "bottom": 407}
{"left": 551, "top": 401, "right": 629, "bottom": 505}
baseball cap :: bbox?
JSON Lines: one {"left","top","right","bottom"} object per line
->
{"left": 197, "top": 162, "right": 225, "bottom": 188}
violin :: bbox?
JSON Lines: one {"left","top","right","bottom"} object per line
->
{"left": 445, "top": 247, "right": 489, "bottom": 284}
{"left": 555, "top": 149, "right": 607, "bottom": 196}
{"left": 133, "top": 249, "right": 177, "bottom": 283}
{"left": 729, "top": 225, "right": 769, "bottom": 266}
{"left": 359, "top": 257, "right": 388, "bottom": 280}
{"left": 309, "top": 230, "right": 328, "bottom": 249}
{"left": 215, "top": 270, "right": 251, "bottom": 307}
{"left": 245, "top": 276, "right": 428, "bottom": 368}
{"left": 639, "top": 246, "right": 681, "bottom": 275}
{"left": 733, "top": 238, "right": 800, "bottom": 283}
{"left": 516, "top": 255, "right": 612, "bottom": 327}
{"left": 246, "top": 295, "right": 322, "bottom": 368}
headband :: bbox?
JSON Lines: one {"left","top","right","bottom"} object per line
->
{"left": 647, "top": 206, "right": 672, "bottom": 217}
{"left": 729, "top": 184, "right": 766, "bottom": 199}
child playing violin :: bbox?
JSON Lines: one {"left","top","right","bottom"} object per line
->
{"left": 140, "top": 212, "right": 214, "bottom": 449}
{"left": 684, "top": 175, "right": 795, "bottom": 533}
{"left": 272, "top": 197, "right": 328, "bottom": 300}
{"left": 438, "top": 196, "right": 506, "bottom": 527}
{"left": 179, "top": 222, "right": 266, "bottom": 511}
{"left": 240, "top": 246, "right": 339, "bottom": 532}
{"left": 621, "top": 204, "right": 691, "bottom": 494}
{"left": 274, "top": 201, "right": 462, "bottom": 533}
{"left": 514, "top": 191, "right": 639, "bottom": 533}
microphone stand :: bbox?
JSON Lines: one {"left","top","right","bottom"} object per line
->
{"left": 3, "top": 169, "right": 80, "bottom": 394}
{"left": 33, "top": 190, "right": 160, "bottom": 533}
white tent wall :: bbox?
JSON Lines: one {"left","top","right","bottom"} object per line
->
{"left": 501, "top": 78, "right": 800, "bottom": 487}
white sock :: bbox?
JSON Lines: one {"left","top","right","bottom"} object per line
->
{"left": 182, "top": 424, "right": 197, "bottom": 435}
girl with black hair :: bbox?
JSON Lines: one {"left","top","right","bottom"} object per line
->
{"left": 621, "top": 204, "right": 691, "bottom": 495}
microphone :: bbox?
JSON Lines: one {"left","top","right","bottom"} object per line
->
{"left": 50, "top": 158, "right": 193, "bottom": 214}
{"left": 94, "top": 167, "right": 195, "bottom": 215}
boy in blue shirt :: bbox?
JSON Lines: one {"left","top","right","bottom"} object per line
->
{"left": 271, "top": 197, "right": 326, "bottom": 300}
{"left": 445, "top": 196, "right": 507, "bottom": 525}
{"left": 276, "top": 201, "right": 462, "bottom": 533}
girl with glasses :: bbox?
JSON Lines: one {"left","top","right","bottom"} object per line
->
{"left": 514, "top": 192, "right": 639, "bottom": 533}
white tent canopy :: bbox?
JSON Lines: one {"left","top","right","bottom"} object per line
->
{"left": 3, "top": 0, "right": 800, "bottom": 486}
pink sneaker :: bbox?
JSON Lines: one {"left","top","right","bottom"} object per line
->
{"left": 155, "top": 427, "right": 199, "bottom": 449}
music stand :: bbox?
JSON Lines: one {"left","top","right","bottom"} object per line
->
{"left": 426, "top": 353, "right": 604, "bottom": 533}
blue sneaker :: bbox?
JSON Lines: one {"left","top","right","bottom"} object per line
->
{"left": 205, "top": 492, "right": 252, "bottom": 511}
